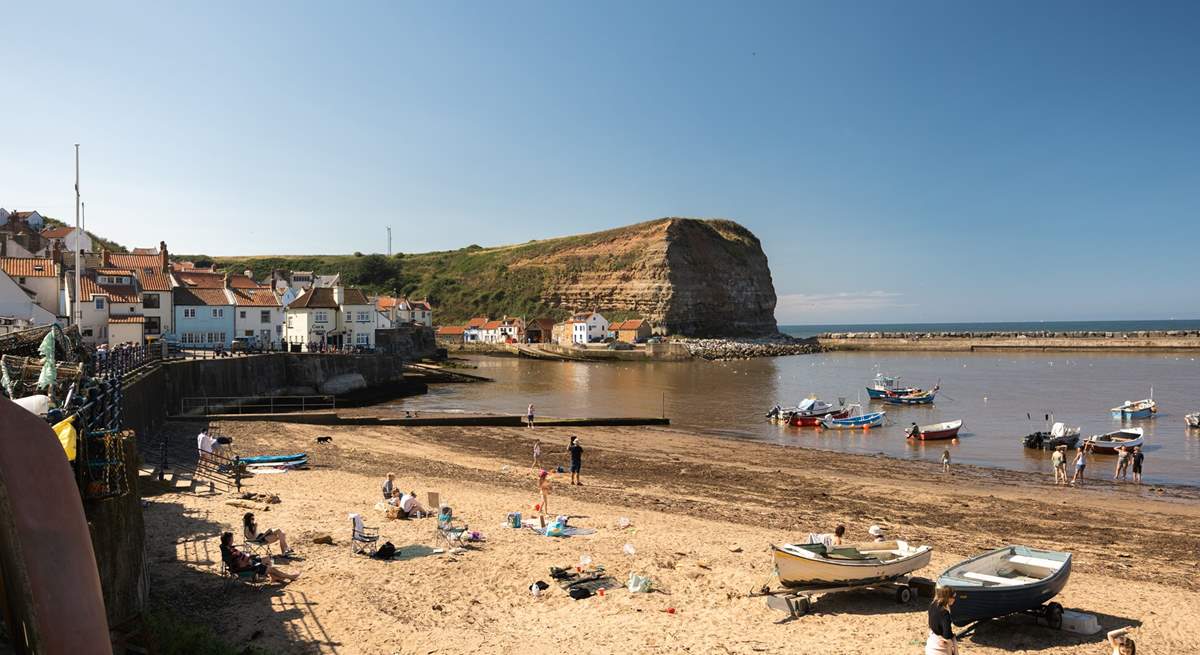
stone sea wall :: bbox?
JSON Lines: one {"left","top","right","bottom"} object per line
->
{"left": 819, "top": 331, "right": 1200, "bottom": 352}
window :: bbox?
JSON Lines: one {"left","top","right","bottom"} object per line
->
{"left": 212, "top": 308, "right": 224, "bottom": 318}
{"left": 357, "top": 311, "right": 370, "bottom": 322}
{"left": 286, "top": 315, "right": 294, "bottom": 328}
{"left": 260, "top": 310, "right": 271, "bottom": 324}
{"left": 245, "top": 330, "right": 253, "bottom": 337}
{"left": 239, "top": 310, "right": 247, "bottom": 319}
{"left": 18, "top": 277, "right": 25, "bottom": 284}
{"left": 183, "top": 308, "right": 196, "bottom": 318}
{"left": 143, "top": 293, "right": 160, "bottom": 309}
{"left": 95, "top": 297, "right": 105, "bottom": 310}
{"left": 276, "top": 325, "right": 282, "bottom": 334}
{"left": 356, "top": 333, "right": 369, "bottom": 345}
{"left": 82, "top": 328, "right": 93, "bottom": 337}
{"left": 314, "top": 311, "right": 329, "bottom": 323}
{"left": 145, "top": 316, "right": 161, "bottom": 335}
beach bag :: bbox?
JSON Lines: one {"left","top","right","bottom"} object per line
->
{"left": 568, "top": 587, "right": 593, "bottom": 600}
{"left": 508, "top": 512, "right": 522, "bottom": 529}
{"left": 374, "top": 542, "right": 396, "bottom": 559}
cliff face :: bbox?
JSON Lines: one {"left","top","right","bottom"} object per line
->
{"left": 492, "top": 218, "right": 778, "bottom": 337}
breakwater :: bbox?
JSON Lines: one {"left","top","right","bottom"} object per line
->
{"left": 675, "top": 336, "right": 821, "bottom": 360}
{"left": 818, "top": 331, "right": 1200, "bottom": 352}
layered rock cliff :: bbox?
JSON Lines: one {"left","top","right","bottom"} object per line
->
{"left": 207, "top": 218, "right": 780, "bottom": 337}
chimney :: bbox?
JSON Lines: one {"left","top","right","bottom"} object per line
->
{"left": 333, "top": 285, "right": 344, "bottom": 306}
{"left": 244, "top": 269, "right": 254, "bottom": 283}
{"left": 159, "top": 241, "right": 169, "bottom": 272}
{"left": 223, "top": 272, "right": 231, "bottom": 289}
{"left": 101, "top": 248, "right": 111, "bottom": 266}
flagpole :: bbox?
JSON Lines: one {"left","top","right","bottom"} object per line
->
{"left": 74, "top": 144, "right": 82, "bottom": 329}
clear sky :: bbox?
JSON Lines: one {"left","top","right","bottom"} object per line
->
{"left": 3, "top": 1, "right": 1198, "bottom": 324}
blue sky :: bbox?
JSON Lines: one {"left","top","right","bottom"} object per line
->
{"left": 3, "top": 1, "right": 1198, "bottom": 324}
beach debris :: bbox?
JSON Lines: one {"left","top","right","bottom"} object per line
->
{"left": 623, "top": 543, "right": 637, "bottom": 556}
{"left": 617, "top": 516, "right": 631, "bottom": 529}
{"left": 728, "top": 545, "right": 743, "bottom": 553}
{"left": 627, "top": 573, "right": 653, "bottom": 593}
{"left": 239, "top": 492, "right": 280, "bottom": 504}
{"left": 500, "top": 465, "right": 510, "bottom": 473}
{"left": 312, "top": 534, "right": 333, "bottom": 545}
{"left": 432, "top": 604, "right": 444, "bottom": 611}
{"left": 579, "top": 554, "right": 593, "bottom": 568}
{"left": 530, "top": 580, "right": 549, "bottom": 598}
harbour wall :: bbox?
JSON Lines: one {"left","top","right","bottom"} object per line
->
{"left": 818, "top": 331, "right": 1200, "bottom": 352}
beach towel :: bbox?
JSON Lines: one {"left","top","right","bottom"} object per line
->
{"left": 522, "top": 519, "right": 595, "bottom": 537}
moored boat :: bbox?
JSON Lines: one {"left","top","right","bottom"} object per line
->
{"left": 773, "top": 540, "right": 932, "bottom": 588}
{"left": 1085, "top": 427, "right": 1144, "bottom": 452}
{"left": 782, "top": 397, "right": 848, "bottom": 427}
{"left": 882, "top": 385, "right": 939, "bottom": 406}
{"left": 820, "top": 404, "right": 886, "bottom": 429}
{"left": 1022, "top": 422, "right": 1081, "bottom": 450}
{"left": 908, "top": 419, "right": 962, "bottom": 440}
{"left": 1110, "top": 398, "right": 1157, "bottom": 419}
{"left": 1186, "top": 412, "right": 1200, "bottom": 428}
{"left": 790, "top": 408, "right": 850, "bottom": 427}
{"left": 937, "top": 545, "right": 1071, "bottom": 627}
{"left": 865, "top": 374, "right": 921, "bottom": 400}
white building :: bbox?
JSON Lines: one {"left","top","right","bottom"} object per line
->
{"left": 0, "top": 257, "right": 59, "bottom": 316}
{"left": 335, "top": 286, "right": 375, "bottom": 349}
{"left": 282, "top": 285, "right": 373, "bottom": 350}
{"left": 376, "top": 296, "right": 434, "bottom": 327}
{"left": 0, "top": 268, "right": 56, "bottom": 329}
{"left": 568, "top": 310, "right": 609, "bottom": 343}
{"left": 41, "top": 226, "right": 93, "bottom": 254}
{"left": 230, "top": 287, "right": 284, "bottom": 347}
{"left": 63, "top": 270, "right": 145, "bottom": 345}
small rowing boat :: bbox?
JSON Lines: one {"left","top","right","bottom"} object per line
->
{"left": 821, "top": 404, "right": 886, "bottom": 429}
{"left": 937, "top": 545, "right": 1071, "bottom": 627}
{"left": 238, "top": 452, "right": 309, "bottom": 464}
{"left": 908, "top": 419, "right": 962, "bottom": 440}
{"left": 1022, "top": 422, "right": 1081, "bottom": 449}
{"left": 882, "top": 385, "right": 938, "bottom": 406}
{"left": 865, "top": 374, "right": 921, "bottom": 400}
{"left": 1085, "top": 427, "right": 1144, "bottom": 452}
{"left": 1110, "top": 398, "right": 1156, "bottom": 419}
{"left": 773, "top": 540, "right": 932, "bottom": 588}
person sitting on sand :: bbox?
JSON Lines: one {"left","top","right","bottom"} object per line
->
{"left": 382, "top": 472, "right": 396, "bottom": 500}
{"left": 926, "top": 586, "right": 958, "bottom": 655}
{"left": 242, "top": 512, "right": 293, "bottom": 556}
{"left": 537, "top": 469, "right": 551, "bottom": 516}
{"left": 388, "top": 489, "right": 430, "bottom": 518}
{"left": 1107, "top": 626, "right": 1136, "bottom": 655}
{"left": 219, "top": 532, "right": 299, "bottom": 583}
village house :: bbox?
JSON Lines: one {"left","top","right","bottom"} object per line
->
{"left": 611, "top": 318, "right": 652, "bottom": 343}
{"left": 335, "top": 286, "right": 376, "bottom": 349}
{"left": 496, "top": 316, "right": 524, "bottom": 343}
{"left": 283, "top": 288, "right": 338, "bottom": 351}
{"left": 568, "top": 310, "right": 610, "bottom": 343}
{"left": 0, "top": 257, "right": 60, "bottom": 317}
{"left": 229, "top": 287, "right": 284, "bottom": 348}
{"left": 63, "top": 269, "right": 145, "bottom": 345}
{"left": 40, "top": 225, "right": 93, "bottom": 254}
{"left": 375, "top": 296, "right": 434, "bottom": 327}
{"left": 0, "top": 209, "right": 48, "bottom": 258}
{"left": 171, "top": 287, "right": 234, "bottom": 348}
{"left": 463, "top": 316, "right": 489, "bottom": 343}
{"left": 524, "top": 318, "right": 557, "bottom": 344}
{"left": 0, "top": 265, "right": 56, "bottom": 330}
{"left": 478, "top": 319, "right": 504, "bottom": 344}
{"left": 109, "top": 243, "right": 176, "bottom": 339}
{"left": 435, "top": 325, "right": 466, "bottom": 343}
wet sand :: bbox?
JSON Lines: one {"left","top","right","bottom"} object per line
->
{"left": 143, "top": 421, "right": 1200, "bottom": 654}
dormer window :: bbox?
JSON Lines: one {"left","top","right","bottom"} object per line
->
{"left": 32, "top": 265, "right": 44, "bottom": 273}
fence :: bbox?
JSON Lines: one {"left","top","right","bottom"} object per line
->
{"left": 179, "top": 395, "right": 336, "bottom": 416}
{"left": 89, "top": 343, "right": 163, "bottom": 379}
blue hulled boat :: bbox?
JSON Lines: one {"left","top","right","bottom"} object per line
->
{"left": 938, "top": 545, "right": 1072, "bottom": 627}
{"left": 1110, "top": 398, "right": 1156, "bottom": 420}
{"left": 238, "top": 452, "right": 309, "bottom": 464}
{"left": 820, "top": 405, "right": 886, "bottom": 429}
{"left": 881, "top": 385, "right": 939, "bottom": 405}
{"left": 865, "top": 374, "right": 921, "bottom": 400}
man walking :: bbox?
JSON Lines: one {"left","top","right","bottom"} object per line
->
{"left": 568, "top": 436, "right": 583, "bottom": 486}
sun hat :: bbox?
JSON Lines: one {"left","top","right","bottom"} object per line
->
{"left": 868, "top": 525, "right": 884, "bottom": 537}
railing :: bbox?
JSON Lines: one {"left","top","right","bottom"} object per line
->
{"left": 179, "top": 395, "right": 336, "bottom": 416}
{"left": 68, "top": 374, "right": 131, "bottom": 500}
{"left": 89, "top": 343, "right": 163, "bottom": 379}
{"left": 149, "top": 429, "right": 240, "bottom": 493}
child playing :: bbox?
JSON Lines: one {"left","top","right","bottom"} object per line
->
{"left": 941, "top": 447, "right": 951, "bottom": 474}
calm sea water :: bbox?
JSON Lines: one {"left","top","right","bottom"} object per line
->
{"left": 782, "top": 320, "right": 1200, "bottom": 339}
{"left": 394, "top": 352, "right": 1200, "bottom": 486}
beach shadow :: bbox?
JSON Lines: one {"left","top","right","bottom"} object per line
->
{"left": 392, "top": 544, "right": 441, "bottom": 561}
{"left": 965, "top": 610, "right": 1140, "bottom": 651}
{"left": 774, "top": 587, "right": 926, "bottom": 624}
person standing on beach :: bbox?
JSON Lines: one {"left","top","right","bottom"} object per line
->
{"left": 568, "top": 436, "right": 583, "bottom": 486}
{"left": 1114, "top": 446, "right": 1131, "bottom": 481}
{"left": 532, "top": 440, "right": 542, "bottom": 471}
{"left": 526, "top": 403, "right": 535, "bottom": 429}
{"left": 1070, "top": 443, "right": 1089, "bottom": 486}
{"left": 1051, "top": 445, "right": 1067, "bottom": 485}
{"left": 1131, "top": 446, "right": 1144, "bottom": 484}
{"left": 941, "top": 447, "right": 951, "bottom": 474}
{"left": 537, "top": 469, "right": 551, "bottom": 515}
{"left": 925, "top": 586, "right": 958, "bottom": 655}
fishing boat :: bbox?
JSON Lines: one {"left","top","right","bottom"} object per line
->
{"left": 1110, "top": 398, "right": 1157, "bottom": 419}
{"left": 820, "top": 405, "right": 886, "bottom": 429}
{"left": 881, "top": 385, "right": 939, "bottom": 406}
{"left": 237, "top": 452, "right": 309, "bottom": 465}
{"left": 937, "top": 545, "right": 1071, "bottom": 627}
{"left": 865, "top": 374, "right": 921, "bottom": 400}
{"left": 1186, "top": 412, "right": 1199, "bottom": 428}
{"left": 782, "top": 397, "right": 848, "bottom": 427}
{"left": 772, "top": 540, "right": 932, "bottom": 588}
{"left": 1084, "top": 427, "right": 1144, "bottom": 452}
{"left": 1022, "top": 422, "right": 1081, "bottom": 450}
{"left": 908, "top": 419, "right": 962, "bottom": 440}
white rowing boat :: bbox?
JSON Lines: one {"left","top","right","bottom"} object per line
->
{"left": 772, "top": 540, "right": 932, "bottom": 588}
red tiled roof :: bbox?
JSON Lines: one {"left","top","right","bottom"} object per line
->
{"left": 342, "top": 288, "right": 370, "bottom": 305}
{"left": 77, "top": 272, "right": 140, "bottom": 303}
{"left": 481, "top": 320, "right": 503, "bottom": 330}
{"left": 612, "top": 319, "right": 647, "bottom": 331}
{"left": 436, "top": 326, "right": 466, "bottom": 335}
{"left": 466, "top": 316, "right": 489, "bottom": 329}
{"left": 95, "top": 267, "right": 134, "bottom": 276}
{"left": 130, "top": 247, "right": 158, "bottom": 255}
{"left": 108, "top": 315, "right": 145, "bottom": 324}
{"left": 229, "top": 288, "right": 281, "bottom": 307}
{"left": 173, "top": 288, "right": 233, "bottom": 306}
{"left": 108, "top": 253, "right": 173, "bottom": 291}
{"left": 288, "top": 288, "right": 339, "bottom": 309}
{"left": 175, "top": 270, "right": 258, "bottom": 289}
{"left": 40, "top": 226, "right": 74, "bottom": 239}
{"left": 0, "top": 257, "right": 56, "bottom": 278}
{"left": 376, "top": 296, "right": 399, "bottom": 310}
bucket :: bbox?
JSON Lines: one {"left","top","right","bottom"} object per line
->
{"left": 509, "top": 512, "right": 522, "bottom": 529}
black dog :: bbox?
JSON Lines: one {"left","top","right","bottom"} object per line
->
{"left": 315, "top": 435, "right": 333, "bottom": 444}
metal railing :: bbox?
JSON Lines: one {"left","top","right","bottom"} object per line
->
{"left": 89, "top": 343, "right": 163, "bottom": 379}
{"left": 179, "top": 395, "right": 336, "bottom": 416}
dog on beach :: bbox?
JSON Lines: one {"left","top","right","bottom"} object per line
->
{"left": 316, "top": 435, "right": 333, "bottom": 444}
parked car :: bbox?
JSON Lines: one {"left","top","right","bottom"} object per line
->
{"left": 230, "top": 336, "right": 261, "bottom": 354}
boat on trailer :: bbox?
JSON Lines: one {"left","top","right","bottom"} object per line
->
{"left": 1022, "top": 422, "right": 1081, "bottom": 449}
{"left": 866, "top": 374, "right": 921, "bottom": 400}
{"left": 1111, "top": 398, "right": 1157, "bottom": 419}
{"left": 937, "top": 545, "right": 1071, "bottom": 629}
{"left": 1084, "top": 427, "right": 1144, "bottom": 453}
{"left": 909, "top": 419, "right": 962, "bottom": 440}
{"left": 820, "top": 405, "right": 886, "bottom": 429}
{"left": 773, "top": 540, "right": 932, "bottom": 588}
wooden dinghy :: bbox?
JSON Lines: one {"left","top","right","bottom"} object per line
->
{"left": 909, "top": 419, "right": 962, "bottom": 440}
{"left": 772, "top": 540, "right": 932, "bottom": 588}
{"left": 937, "top": 545, "right": 1071, "bottom": 628}
{"left": 1085, "top": 427, "right": 1144, "bottom": 453}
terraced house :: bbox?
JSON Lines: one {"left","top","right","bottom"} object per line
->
{"left": 229, "top": 287, "right": 283, "bottom": 347}
{"left": 63, "top": 269, "right": 145, "bottom": 345}
{"left": 172, "top": 288, "right": 234, "bottom": 348}
{"left": 282, "top": 286, "right": 375, "bottom": 351}
{"left": 108, "top": 243, "right": 175, "bottom": 339}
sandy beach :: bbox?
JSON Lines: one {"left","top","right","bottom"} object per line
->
{"left": 143, "top": 420, "right": 1200, "bottom": 654}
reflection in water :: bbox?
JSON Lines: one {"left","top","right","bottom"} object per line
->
{"left": 396, "top": 352, "right": 1200, "bottom": 486}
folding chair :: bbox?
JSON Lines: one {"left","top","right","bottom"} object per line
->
{"left": 350, "top": 514, "right": 379, "bottom": 556}
{"left": 243, "top": 525, "right": 274, "bottom": 557}
{"left": 433, "top": 506, "right": 468, "bottom": 549}
{"left": 220, "top": 557, "right": 262, "bottom": 588}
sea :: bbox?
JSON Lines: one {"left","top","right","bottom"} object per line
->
{"left": 393, "top": 350, "right": 1200, "bottom": 487}
{"left": 781, "top": 320, "right": 1200, "bottom": 339}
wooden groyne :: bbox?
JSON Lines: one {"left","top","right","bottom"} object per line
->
{"left": 818, "top": 331, "right": 1200, "bottom": 352}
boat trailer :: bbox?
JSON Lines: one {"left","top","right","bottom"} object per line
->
{"left": 750, "top": 575, "right": 933, "bottom": 618}
{"left": 955, "top": 601, "right": 1065, "bottom": 640}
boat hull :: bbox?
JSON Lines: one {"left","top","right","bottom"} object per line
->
{"left": 1187, "top": 413, "right": 1200, "bottom": 428}
{"left": 1110, "top": 399, "right": 1157, "bottom": 420}
{"left": 821, "top": 412, "right": 886, "bottom": 429}
{"left": 789, "top": 408, "right": 849, "bottom": 427}
{"left": 938, "top": 546, "right": 1072, "bottom": 626}
{"left": 883, "top": 394, "right": 935, "bottom": 405}
{"left": 1022, "top": 432, "right": 1080, "bottom": 450}
{"left": 866, "top": 386, "right": 919, "bottom": 400}
{"left": 1085, "top": 428, "right": 1144, "bottom": 452}
{"left": 774, "top": 541, "right": 932, "bottom": 588}
{"left": 238, "top": 452, "right": 308, "bottom": 464}
{"left": 912, "top": 420, "right": 962, "bottom": 440}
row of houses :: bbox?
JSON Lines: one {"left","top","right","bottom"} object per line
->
{"left": 0, "top": 211, "right": 438, "bottom": 350}
{"left": 436, "top": 311, "right": 652, "bottom": 346}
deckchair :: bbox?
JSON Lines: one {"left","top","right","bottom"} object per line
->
{"left": 220, "top": 552, "right": 262, "bottom": 588}
{"left": 243, "top": 525, "right": 274, "bottom": 557}
{"left": 434, "top": 506, "right": 468, "bottom": 549}
{"left": 350, "top": 513, "right": 379, "bottom": 556}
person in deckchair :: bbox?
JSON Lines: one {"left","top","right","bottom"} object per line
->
{"left": 219, "top": 532, "right": 300, "bottom": 583}
{"left": 243, "top": 512, "right": 293, "bottom": 556}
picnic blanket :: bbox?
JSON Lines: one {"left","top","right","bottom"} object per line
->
{"left": 522, "top": 519, "right": 596, "bottom": 537}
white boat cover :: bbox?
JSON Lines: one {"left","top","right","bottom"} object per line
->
{"left": 797, "top": 398, "right": 816, "bottom": 411}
